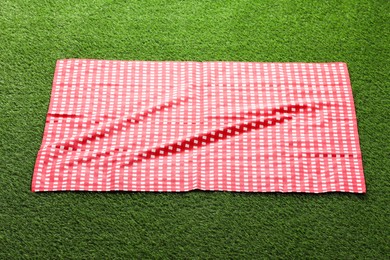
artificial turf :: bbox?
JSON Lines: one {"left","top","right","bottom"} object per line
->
{"left": 0, "top": 0, "right": 389, "bottom": 258}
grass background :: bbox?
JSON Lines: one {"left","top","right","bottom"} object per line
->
{"left": 1, "top": 0, "right": 389, "bottom": 258}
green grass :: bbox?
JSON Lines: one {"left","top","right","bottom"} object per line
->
{"left": 1, "top": 0, "right": 389, "bottom": 258}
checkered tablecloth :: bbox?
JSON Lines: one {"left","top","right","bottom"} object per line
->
{"left": 32, "top": 59, "right": 365, "bottom": 193}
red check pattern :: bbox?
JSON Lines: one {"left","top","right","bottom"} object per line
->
{"left": 32, "top": 59, "right": 365, "bottom": 193}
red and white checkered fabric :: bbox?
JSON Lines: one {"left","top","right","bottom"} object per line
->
{"left": 32, "top": 59, "right": 365, "bottom": 193}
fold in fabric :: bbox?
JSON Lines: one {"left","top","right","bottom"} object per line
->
{"left": 32, "top": 60, "right": 365, "bottom": 193}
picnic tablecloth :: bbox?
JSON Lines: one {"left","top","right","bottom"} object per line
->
{"left": 32, "top": 59, "right": 365, "bottom": 193}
